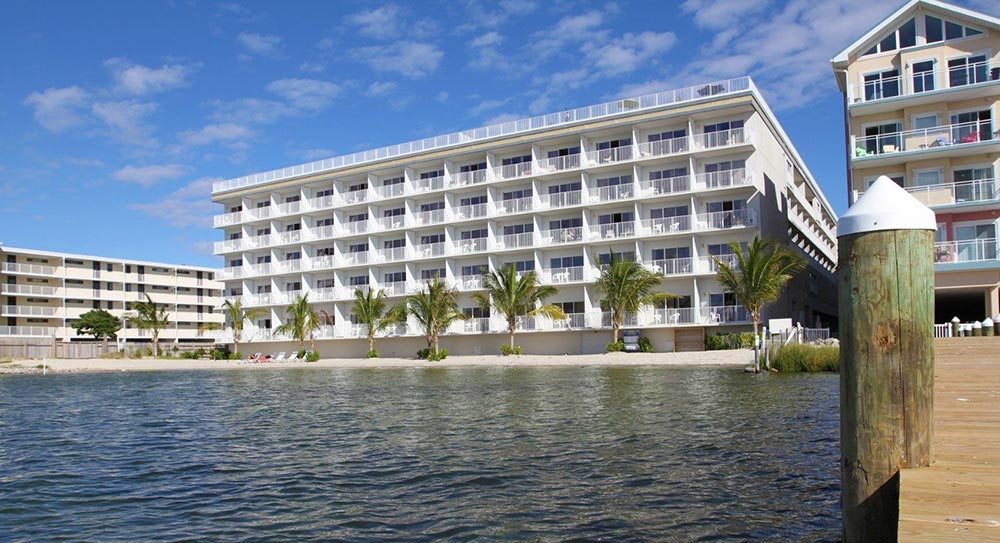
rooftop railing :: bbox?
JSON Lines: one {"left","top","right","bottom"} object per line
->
{"left": 214, "top": 77, "right": 752, "bottom": 194}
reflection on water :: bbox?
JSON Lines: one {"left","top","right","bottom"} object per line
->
{"left": 0, "top": 367, "right": 839, "bottom": 541}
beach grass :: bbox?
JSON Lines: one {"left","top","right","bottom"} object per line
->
{"left": 769, "top": 344, "right": 839, "bottom": 373}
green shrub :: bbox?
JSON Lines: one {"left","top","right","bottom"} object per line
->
{"left": 366, "top": 349, "right": 379, "bottom": 358}
{"left": 145, "top": 347, "right": 153, "bottom": 357}
{"left": 499, "top": 344, "right": 522, "bottom": 356}
{"left": 306, "top": 351, "right": 321, "bottom": 362}
{"left": 130, "top": 349, "right": 143, "bottom": 359}
{"left": 210, "top": 348, "right": 228, "bottom": 360}
{"left": 606, "top": 340, "right": 625, "bottom": 352}
{"left": 229, "top": 351, "right": 242, "bottom": 360}
{"left": 180, "top": 351, "right": 198, "bottom": 359}
{"left": 418, "top": 347, "right": 448, "bottom": 361}
{"left": 172, "top": 345, "right": 179, "bottom": 353}
{"left": 638, "top": 336, "right": 653, "bottom": 353}
{"left": 769, "top": 344, "right": 839, "bottom": 373}
{"left": 706, "top": 333, "right": 755, "bottom": 351}
{"left": 194, "top": 348, "right": 206, "bottom": 359}
{"left": 297, "top": 349, "right": 307, "bottom": 359}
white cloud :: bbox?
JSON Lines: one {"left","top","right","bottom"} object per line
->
{"left": 266, "top": 78, "right": 341, "bottom": 110}
{"left": 351, "top": 41, "right": 443, "bottom": 78}
{"left": 483, "top": 112, "right": 524, "bottom": 125}
{"left": 345, "top": 4, "right": 403, "bottom": 38}
{"left": 470, "top": 98, "right": 511, "bottom": 116}
{"left": 236, "top": 32, "right": 282, "bottom": 55}
{"left": 681, "top": 0, "right": 772, "bottom": 30}
{"left": 112, "top": 164, "right": 188, "bottom": 187}
{"left": 468, "top": 31, "right": 512, "bottom": 71}
{"left": 292, "top": 148, "right": 337, "bottom": 161}
{"left": 316, "top": 37, "right": 335, "bottom": 50}
{"left": 366, "top": 81, "right": 398, "bottom": 96}
{"left": 23, "top": 86, "right": 89, "bottom": 132}
{"left": 585, "top": 31, "right": 676, "bottom": 76}
{"left": 530, "top": 10, "right": 605, "bottom": 60}
{"left": 130, "top": 177, "right": 220, "bottom": 228}
{"left": 91, "top": 100, "right": 158, "bottom": 146}
{"left": 210, "top": 98, "right": 293, "bottom": 125}
{"left": 435, "top": 91, "right": 449, "bottom": 102}
{"left": 179, "top": 123, "right": 253, "bottom": 147}
{"left": 299, "top": 61, "right": 325, "bottom": 73}
{"left": 104, "top": 58, "right": 192, "bottom": 95}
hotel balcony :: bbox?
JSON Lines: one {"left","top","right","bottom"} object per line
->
{"left": 693, "top": 127, "right": 752, "bottom": 151}
{"left": 585, "top": 146, "right": 632, "bottom": 166}
{"left": 544, "top": 266, "right": 586, "bottom": 284}
{"left": 340, "top": 189, "right": 371, "bottom": 206}
{"left": 591, "top": 221, "right": 637, "bottom": 240}
{"left": 847, "top": 60, "right": 1000, "bottom": 113}
{"left": 0, "top": 284, "right": 59, "bottom": 297}
{"left": 453, "top": 237, "right": 487, "bottom": 255}
{"left": 455, "top": 274, "right": 485, "bottom": 290}
{"left": 372, "top": 216, "right": 404, "bottom": 232}
{"left": 537, "top": 153, "right": 581, "bottom": 173}
{"left": 0, "top": 325, "right": 58, "bottom": 337}
{"left": 541, "top": 190, "right": 583, "bottom": 209}
{"left": 552, "top": 313, "right": 586, "bottom": 329}
{"left": 496, "top": 232, "right": 534, "bottom": 250}
{"left": 495, "top": 196, "right": 533, "bottom": 215}
{"left": 637, "top": 137, "right": 689, "bottom": 159}
{"left": 1, "top": 305, "right": 58, "bottom": 317}
{"left": 374, "top": 183, "right": 405, "bottom": 200}
{"left": 851, "top": 121, "right": 997, "bottom": 166}
{"left": 591, "top": 183, "right": 634, "bottom": 203}
{"left": 539, "top": 226, "right": 584, "bottom": 245}
{"left": 374, "top": 246, "right": 407, "bottom": 263}
{"left": 381, "top": 281, "right": 407, "bottom": 297}
{"left": 934, "top": 238, "right": 999, "bottom": 268}
{"left": 451, "top": 203, "right": 489, "bottom": 221}
{"left": 413, "top": 175, "right": 446, "bottom": 193}
{"left": 449, "top": 169, "right": 488, "bottom": 188}
{"left": 413, "top": 242, "right": 446, "bottom": 259}
{"left": 341, "top": 251, "right": 370, "bottom": 266}
{"left": 855, "top": 179, "right": 998, "bottom": 210}
{"left": 493, "top": 162, "right": 532, "bottom": 180}
{"left": 276, "top": 200, "right": 302, "bottom": 215}
{"left": 342, "top": 220, "right": 369, "bottom": 236}
{"left": 307, "top": 193, "right": 337, "bottom": 211}
{"left": 1, "top": 262, "right": 58, "bottom": 276}
{"left": 413, "top": 209, "right": 446, "bottom": 226}
{"left": 461, "top": 317, "right": 492, "bottom": 334}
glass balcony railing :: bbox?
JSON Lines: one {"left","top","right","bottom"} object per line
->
{"left": 934, "top": 238, "right": 998, "bottom": 264}
{"left": 853, "top": 120, "right": 993, "bottom": 157}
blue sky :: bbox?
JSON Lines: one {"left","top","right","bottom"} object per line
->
{"left": 2, "top": 0, "right": 996, "bottom": 268}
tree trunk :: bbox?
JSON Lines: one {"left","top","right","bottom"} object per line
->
{"left": 613, "top": 321, "right": 619, "bottom": 343}
{"left": 153, "top": 332, "right": 159, "bottom": 358}
{"left": 433, "top": 332, "right": 439, "bottom": 356}
{"left": 368, "top": 333, "right": 374, "bottom": 353}
{"left": 752, "top": 317, "right": 760, "bottom": 373}
{"left": 233, "top": 330, "right": 240, "bottom": 357}
{"left": 509, "top": 323, "right": 516, "bottom": 348}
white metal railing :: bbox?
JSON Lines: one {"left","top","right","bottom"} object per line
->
{"left": 706, "top": 305, "right": 751, "bottom": 323}
{"left": 497, "top": 232, "right": 534, "bottom": 250}
{"left": 537, "top": 154, "right": 581, "bottom": 172}
{"left": 694, "top": 168, "right": 753, "bottom": 190}
{"left": 849, "top": 60, "right": 1000, "bottom": 104}
{"left": 515, "top": 315, "right": 536, "bottom": 331}
{"left": 382, "top": 281, "right": 407, "bottom": 297}
{"left": 373, "top": 216, "right": 405, "bottom": 231}
{"left": 0, "top": 284, "right": 58, "bottom": 296}
{"left": 541, "top": 226, "right": 584, "bottom": 244}
{"left": 494, "top": 162, "right": 532, "bottom": 180}
{"left": 463, "top": 317, "right": 492, "bottom": 333}
{"left": 593, "top": 183, "right": 635, "bottom": 202}
{"left": 414, "top": 242, "right": 446, "bottom": 258}
{"left": 651, "top": 308, "right": 696, "bottom": 325}
{"left": 311, "top": 255, "right": 336, "bottom": 270}
{"left": 375, "top": 246, "right": 407, "bottom": 262}
{"left": 308, "top": 194, "right": 336, "bottom": 210}
{"left": 214, "top": 210, "right": 243, "bottom": 227}
{"left": 2, "top": 262, "right": 56, "bottom": 275}
{"left": 272, "top": 230, "right": 302, "bottom": 245}
{"left": 0, "top": 325, "right": 57, "bottom": 337}
{"left": 457, "top": 274, "right": 484, "bottom": 290}
{"left": 214, "top": 77, "right": 753, "bottom": 194}
{"left": 243, "top": 293, "right": 272, "bottom": 306}
{"left": 275, "top": 260, "right": 303, "bottom": 273}
{"left": 648, "top": 258, "right": 694, "bottom": 275}
{"left": 276, "top": 200, "right": 301, "bottom": 215}
{"left": 245, "top": 206, "right": 273, "bottom": 221}
{"left": 704, "top": 253, "right": 740, "bottom": 272}
{"left": 696, "top": 209, "right": 757, "bottom": 230}
{"left": 933, "top": 323, "right": 953, "bottom": 338}
{"left": 601, "top": 311, "right": 638, "bottom": 327}
{"left": 546, "top": 266, "right": 585, "bottom": 283}
{"left": 341, "top": 189, "right": 370, "bottom": 205}
{"left": 895, "top": 179, "right": 999, "bottom": 207}
{"left": 217, "top": 267, "right": 241, "bottom": 280}
{"left": 641, "top": 216, "right": 692, "bottom": 235}
{"left": 637, "top": 137, "right": 689, "bottom": 158}
{"left": 592, "top": 221, "right": 636, "bottom": 239}
{"left": 343, "top": 220, "right": 369, "bottom": 235}
{"left": 452, "top": 203, "right": 488, "bottom": 220}
{"left": 413, "top": 175, "right": 446, "bottom": 192}
{"left": 496, "top": 196, "right": 533, "bottom": 215}
{"left": 450, "top": 169, "right": 487, "bottom": 187}
{"left": 640, "top": 175, "right": 691, "bottom": 195}
{"left": 413, "top": 209, "right": 445, "bottom": 225}
{"left": 545, "top": 190, "right": 582, "bottom": 208}
{"left": 853, "top": 120, "right": 993, "bottom": 156}
{"left": 310, "top": 287, "right": 338, "bottom": 302}
{"left": 455, "top": 238, "right": 487, "bottom": 254}
{"left": 1, "top": 305, "right": 57, "bottom": 316}
{"left": 586, "top": 146, "right": 633, "bottom": 165}
{"left": 695, "top": 127, "right": 750, "bottom": 149}
{"left": 311, "top": 224, "right": 337, "bottom": 241}
{"left": 552, "top": 313, "right": 586, "bottom": 329}
{"left": 934, "top": 238, "right": 999, "bottom": 264}
{"left": 214, "top": 238, "right": 243, "bottom": 254}
{"left": 375, "top": 183, "right": 405, "bottom": 199}
{"left": 342, "top": 251, "right": 370, "bottom": 265}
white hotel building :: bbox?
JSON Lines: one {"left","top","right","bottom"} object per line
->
{"left": 211, "top": 77, "right": 838, "bottom": 355}
{"left": 0, "top": 244, "right": 224, "bottom": 344}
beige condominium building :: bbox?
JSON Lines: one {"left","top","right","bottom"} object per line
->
{"left": 211, "top": 76, "right": 838, "bottom": 356}
{"left": 832, "top": 0, "right": 1000, "bottom": 321}
{"left": 0, "top": 244, "right": 224, "bottom": 344}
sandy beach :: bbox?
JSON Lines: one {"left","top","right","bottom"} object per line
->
{"left": 0, "top": 349, "right": 751, "bottom": 375}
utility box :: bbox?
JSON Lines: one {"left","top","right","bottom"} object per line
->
{"left": 623, "top": 329, "right": 640, "bottom": 352}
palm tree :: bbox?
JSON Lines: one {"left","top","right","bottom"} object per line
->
{"left": 406, "top": 276, "right": 465, "bottom": 357}
{"left": 274, "top": 294, "right": 321, "bottom": 349}
{"left": 127, "top": 294, "right": 170, "bottom": 356}
{"left": 352, "top": 287, "right": 406, "bottom": 355}
{"left": 472, "top": 266, "right": 566, "bottom": 349}
{"left": 714, "top": 236, "right": 805, "bottom": 373}
{"left": 221, "top": 299, "right": 263, "bottom": 355}
{"left": 594, "top": 254, "right": 672, "bottom": 344}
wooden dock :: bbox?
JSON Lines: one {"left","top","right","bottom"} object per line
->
{"left": 898, "top": 337, "right": 1000, "bottom": 541}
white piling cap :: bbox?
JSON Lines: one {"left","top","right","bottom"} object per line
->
{"left": 984, "top": 318, "right": 994, "bottom": 326}
{"left": 838, "top": 176, "right": 936, "bottom": 237}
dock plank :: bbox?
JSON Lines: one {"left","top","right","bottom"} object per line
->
{"left": 898, "top": 337, "right": 1000, "bottom": 542}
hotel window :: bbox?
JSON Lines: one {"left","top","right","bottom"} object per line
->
{"left": 316, "top": 247, "right": 335, "bottom": 257}
{"left": 383, "top": 176, "right": 404, "bottom": 186}
{"left": 595, "top": 138, "right": 631, "bottom": 162}
{"left": 316, "top": 217, "right": 335, "bottom": 227}
{"left": 256, "top": 200, "right": 271, "bottom": 208}
{"left": 421, "top": 268, "right": 446, "bottom": 280}
{"left": 704, "top": 120, "right": 744, "bottom": 133}
{"left": 948, "top": 55, "right": 989, "bottom": 87}
{"left": 461, "top": 264, "right": 487, "bottom": 276}
{"left": 706, "top": 199, "right": 746, "bottom": 213}
{"left": 462, "top": 306, "right": 489, "bottom": 319}
{"left": 708, "top": 243, "right": 746, "bottom": 257}
{"left": 597, "top": 251, "right": 635, "bottom": 265}
{"left": 648, "top": 129, "right": 685, "bottom": 142}
{"left": 505, "top": 260, "right": 534, "bottom": 273}
{"left": 502, "top": 188, "right": 531, "bottom": 200}
{"left": 256, "top": 227, "right": 271, "bottom": 236}
{"left": 651, "top": 205, "right": 689, "bottom": 219}
{"left": 26, "top": 257, "right": 48, "bottom": 263}
{"left": 556, "top": 301, "right": 585, "bottom": 314}
{"left": 348, "top": 182, "right": 368, "bottom": 192}
{"left": 383, "top": 207, "right": 405, "bottom": 217}
{"left": 420, "top": 201, "right": 444, "bottom": 212}
{"left": 709, "top": 292, "right": 738, "bottom": 307}
{"left": 502, "top": 155, "right": 531, "bottom": 165}
{"left": 863, "top": 69, "right": 900, "bottom": 101}
{"left": 459, "top": 195, "right": 487, "bottom": 207}
{"left": 926, "top": 15, "right": 983, "bottom": 44}
{"left": 598, "top": 211, "right": 633, "bottom": 224}
{"left": 315, "top": 188, "right": 335, "bottom": 198}
{"left": 503, "top": 223, "right": 532, "bottom": 235}
{"left": 228, "top": 232, "right": 242, "bottom": 240}
{"left": 285, "top": 195, "right": 300, "bottom": 203}
{"left": 285, "top": 252, "right": 301, "bottom": 261}
{"left": 913, "top": 169, "right": 942, "bottom": 187}
{"left": 229, "top": 259, "right": 242, "bottom": 267}
{"left": 256, "top": 284, "right": 271, "bottom": 294}
{"left": 550, "top": 256, "right": 584, "bottom": 269}
{"left": 953, "top": 167, "right": 993, "bottom": 202}
{"left": 912, "top": 61, "right": 936, "bottom": 93}
{"left": 348, "top": 212, "right": 368, "bottom": 223}
{"left": 660, "top": 295, "right": 692, "bottom": 310}
{"left": 229, "top": 205, "right": 242, "bottom": 213}
{"left": 650, "top": 167, "right": 688, "bottom": 180}
{"left": 547, "top": 146, "right": 580, "bottom": 158}
{"left": 286, "top": 282, "right": 302, "bottom": 292}
{"left": 66, "top": 259, "right": 84, "bottom": 266}
{"left": 652, "top": 247, "right": 691, "bottom": 260}
{"left": 913, "top": 114, "right": 938, "bottom": 131}
{"left": 548, "top": 181, "right": 580, "bottom": 194}
{"left": 549, "top": 218, "right": 582, "bottom": 229}
{"left": 349, "top": 275, "right": 369, "bottom": 286}
{"left": 316, "top": 278, "right": 335, "bottom": 289}
{"left": 596, "top": 138, "right": 631, "bottom": 150}
{"left": 459, "top": 162, "right": 487, "bottom": 172}
{"left": 862, "top": 122, "right": 902, "bottom": 154}
{"left": 950, "top": 109, "right": 991, "bottom": 143}
{"left": 420, "top": 169, "right": 444, "bottom": 179}
{"left": 864, "top": 175, "right": 903, "bottom": 188}
{"left": 285, "top": 223, "right": 301, "bottom": 231}
{"left": 596, "top": 174, "right": 632, "bottom": 187}
{"left": 460, "top": 228, "right": 487, "bottom": 240}
{"left": 383, "top": 238, "right": 406, "bottom": 249}
{"left": 384, "top": 271, "right": 405, "bottom": 283}
{"left": 420, "top": 234, "right": 444, "bottom": 245}
{"left": 348, "top": 243, "right": 368, "bottom": 253}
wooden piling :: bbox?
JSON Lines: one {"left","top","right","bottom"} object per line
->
{"left": 837, "top": 177, "right": 936, "bottom": 542}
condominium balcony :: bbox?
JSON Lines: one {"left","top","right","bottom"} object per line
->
{"left": 859, "top": 179, "right": 999, "bottom": 209}
{"left": 413, "top": 175, "right": 446, "bottom": 193}
{"left": 496, "top": 232, "right": 534, "bottom": 250}
{"left": 698, "top": 208, "right": 756, "bottom": 230}
{"left": 454, "top": 237, "right": 487, "bottom": 255}
{"left": 847, "top": 60, "right": 1000, "bottom": 109}
{"left": 495, "top": 196, "right": 533, "bottom": 215}
{"left": 637, "top": 137, "right": 689, "bottom": 159}
{"left": 413, "top": 209, "right": 446, "bottom": 225}
{"left": 213, "top": 210, "right": 243, "bottom": 227}
{"left": 449, "top": 169, "right": 487, "bottom": 188}
{"left": 542, "top": 190, "right": 583, "bottom": 209}
{"left": 461, "top": 317, "right": 492, "bottom": 334}
{"left": 452, "top": 203, "right": 488, "bottom": 220}
{"left": 693, "top": 127, "right": 751, "bottom": 150}
{"left": 307, "top": 193, "right": 337, "bottom": 211}
{"left": 539, "top": 226, "right": 584, "bottom": 245}
{"left": 852, "top": 121, "right": 996, "bottom": 162}
{"left": 414, "top": 242, "right": 446, "bottom": 259}
{"left": 456, "top": 274, "right": 484, "bottom": 290}
{"left": 276, "top": 200, "right": 301, "bottom": 215}
{"left": 591, "top": 184, "right": 634, "bottom": 203}
{"left": 544, "top": 266, "right": 586, "bottom": 284}
{"left": 693, "top": 168, "right": 753, "bottom": 190}
{"left": 374, "top": 183, "right": 405, "bottom": 199}
{"left": 341, "top": 189, "right": 371, "bottom": 205}
{"left": 1, "top": 262, "right": 57, "bottom": 276}
{"left": 245, "top": 262, "right": 272, "bottom": 277}
{"left": 310, "top": 286, "right": 338, "bottom": 302}
{"left": 311, "top": 225, "right": 337, "bottom": 242}
{"left": 552, "top": 313, "right": 586, "bottom": 329}
{"left": 372, "top": 216, "right": 405, "bottom": 231}
{"left": 585, "top": 146, "right": 633, "bottom": 166}
{"left": 0, "top": 325, "right": 58, "bottom": 337}
{"left": 374, "top": 246, "right": 407, "bottom": 263}
{"left": 343, "top": 220, "right": 369, "bottom": 235}
{"left": 934, "top": 238, "right": 999, "bottom": 266}
{"left": 273, "top": 259, "right": 304, "bottom": 274}
{"left": 0, "top": 284, "right": 59, "bottom": 296}
{"left": 537, "top": 154, "right": 581, "bottom": 173}
{"left": 341, "top": 251, "right": 370, "bottom": 266}
{"left": 493, "top": 162, "right": 532, "bottom": 180}
{"left": 591, "top": 221, "right": 636, "bottom": 240}
{"left": 381, "top": 281, "right": 407, "bottom": 297}
{"left": 1, "top": 305, "right": 57, "bottom": 317}
{"left": 311, "top": 255, "right": 336, "bottom": 270}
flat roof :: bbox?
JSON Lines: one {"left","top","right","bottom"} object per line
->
{"left": 0, "top": 243, "right": 219, "bottom": 273}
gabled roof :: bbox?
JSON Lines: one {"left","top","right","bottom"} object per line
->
{"left": 831, "top": 0, "right": 1000, "bottom": 67}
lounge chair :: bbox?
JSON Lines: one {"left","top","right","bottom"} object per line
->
{"left": 247, "top": 352, "right": 262, "bottom": 362}
{"left": 273, "top": 352, "right": 287, "bottom": 362}
{"left": 286, "top": 351, "right": 300, "bottom": 362}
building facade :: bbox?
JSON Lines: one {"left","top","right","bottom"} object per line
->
{"left": 211, "top": 76, "right": 838, "bottom": 356}
{"left": 0, "top": 244, "right": 224, "bottom": 344}
{"left": 832, "top": 0, "right": 1000, "bottom": 321}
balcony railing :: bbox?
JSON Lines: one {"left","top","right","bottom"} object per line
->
{"left": 648, "top": 258, "right": 694, "bottom": 275}
{"left": 375, "top": 183, "right": 405, "bottom": 199}
{"left": 640, "top": 174, "right": 692, "bottom": 196}
{"left": 374, "top": 246, "right": 407, "bottom": 263}
{"left": 2, "top": 262, "right": 56, "bottom": 275}
{"left": 414, "top": 242, "right": 446, "bottom": 258}
{"left": 853, "top": 120, "right": 993, "bottom": 157}
{"left": 651, "top": 308, "right": 696, "bottom": 325}
{"left": 373, "top": 216, "right": 405, "bottom": 231}
{"left": 311, "top": 255, "right": 336, "bottom": 270}
{"left": 494, "top": 162, "right": 532, "bottom": 180}
{"left": 546, "top": 266, "right": 585, "bottom": 283}
{"left": 641, "top": 216, "right": 692, "bottom": 235}
{"left": 311, "top": 225, "right": 336, "bottom": 241}
{"left": 637, "top": 137, "right": 689, "bottom": 158}
{"left": 456, "top": 274, "right": 485, "bottom": 290}
{"left": 708, "top": 305, "right": 751, "bottom": 323}
{"left": 308, "top": 194, "right": 336, "bottom": 210}
{"left": 934, "top": 238, "right": 999, "bottom": 264}
{"left": 695, "top": 127, "right": 750, "bottom": 149}
{"left": 704, "top": 253, "right": 740, "bottom": 272}
{"left": 537, "top": 154, "right": 580, "bottom": 172}
{"left": 696, "top": 209, "right": 756, "bottom": 230}
{"left": 1, "top": 305, "right": 57, "bottom": 316}
{"left": 497, "top": 232, "right": 534, "bottom": 250}
{"left": 414, "top": 175, "right": 446, "bottom": 193}
{"left": 1, "top": 284, "right": 58, "bottom": 296}
{"left": 848, "top": 60, "right": 1000, "bottom": 104}
{"left": 310, "top": 287, "right": 338, "bottom": 302}
{"left": 273, "top": 230, "right": 303, "bottom": 245}
{"left": 341, "top": 189, "right": 371, "bottom": 205}
{"left": 276, "top": 200, "right": 301, "bottom": 215}
{"left": 601, "top": 311, "right": 638, "bottom": 327}
{"left": 342, "top": 251, "right": 370, "bottom": 266}
{"left": 592, "top": 184, "right": 634, "bottom": 202}
{"left": 217, "top": 267, "right": 241, "bottom": 280}
{"left": 452, "top": 203, "right": 488, "bottom": 220}
{"left": 455, "top": 238, "right": 487, "bottom": 254}
{"left": 592, "top": 221, "right": 637, "bottom": 240}
{"left": 247, "top": 263, "right": 272, "bottom": 276}
{"left": 0, "top": 325, "right": 57, "bottom": 337}
{"left": 694, "top": 168, "right": 753, "bottom": 190}
{"left": 893, "top": 179, "right": 1000, "bottom": 207}
{"left": 544, "top": 190, "right": 582, "bottom": 209}
{"left": 540, "top": 226, "right": 584, "bottom": 245}
{"left": 496, "top": 196, "right": 533, "bottom": 215}
{"left": 382, "top": 281, "right": 407, "bottom": 297}
{"left": 244, "top": 293, "right": 273, "bottom": 306}
{"left": 214, "top": 210, "right": 243, "bottom": 227}
{"left": 274, "top": 260, "right": 303, "bottom": 274}
{"left": 343, "top": 220, "right": 369, "bottom": 235}
{"left": 214, "top": 238, "right": 244, "bottom": 254}
{"left": 552, "top": 313, "right": 586, "bottom": 329}
{"left": 413, "top": 209, "right": 445, "bottom": 225}
{"left": 586, "top": 146, "right": 633, "bottom": 165}
{"left": 461, "top": 317, "right": 492, "bottom": 334}
{"left": 449, "top": 169, "right": 487, "bottom": 187}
